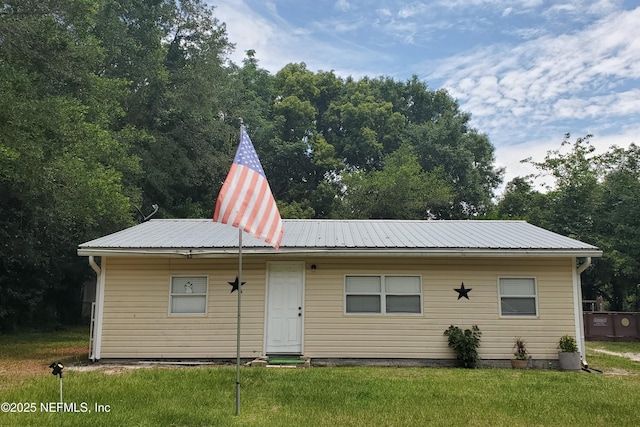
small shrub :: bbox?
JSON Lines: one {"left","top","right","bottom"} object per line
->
{"left": 558, "top": 335, "right": 578, "bottom": 352}
{"left": 443, "top": 325, "right": 482, "bottom": 368}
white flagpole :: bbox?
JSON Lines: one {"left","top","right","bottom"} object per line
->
{"left": 235, "top": 209, "right": 243, "bottom": 415}
{"left": 234, "top": 120, "right": 244, "bottom": 416}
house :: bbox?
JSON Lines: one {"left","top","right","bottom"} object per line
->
{"left": 77, "top": 219, "right": 601, "bottom": 367}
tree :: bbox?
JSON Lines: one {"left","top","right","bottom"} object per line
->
{"left": 339, "top": 145, "right": 453, "bottom": 219}
{"left": 94, "top": 0, "right": 242, "bottom": 218}
{"left": 406, "top": 113, "right": 502, "bottom": 218}
{"left": 523, "top": 134, "right": 601, "bottom": 241}
{"left": 325, "top": 88, "right": 404, "bottom": 170}
{"left": 0, "top": 0, "right": 140, "bottom": 330}
{"left": 495, "top": 134, "right": 640, "bottom": 311}
{"left": 254, "top": 65, "right": 502, "bottom": 219}
{"left": 590, "top": 144, "right": 640, "bottom": 310}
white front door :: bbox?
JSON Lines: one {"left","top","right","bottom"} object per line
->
{"left": 265, "top": 262, "right": 304, "bottom": 354}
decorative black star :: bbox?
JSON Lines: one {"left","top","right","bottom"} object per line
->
{"left": 454, "top": 282, "right": 472, "bottom": 300}
{"left": 228, "top": 276, "right": 246, "bottom": 293}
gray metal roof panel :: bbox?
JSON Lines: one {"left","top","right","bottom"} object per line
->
{"left": 78, "top": 219, "right": 600, "bottom": 254}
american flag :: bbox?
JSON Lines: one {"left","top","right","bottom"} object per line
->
{"left": 213, "top": 127, "right": 283, "bottom": 249}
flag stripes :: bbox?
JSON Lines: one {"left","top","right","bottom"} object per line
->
{"left": 213, "top": 127, "right": 283, "bottom": 249}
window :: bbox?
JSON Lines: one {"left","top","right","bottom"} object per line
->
{"left": 170, "top": 276, "right": 208, "bottom": 315}
{"left": 499, "top": 277, "right": 537, "bottom": 317}
{"left": 345, "top": 275, "right": 422, "bottom": 314}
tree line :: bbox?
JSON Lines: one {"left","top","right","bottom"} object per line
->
{"left": 0, "top": 0, "right": 638, "bottom": 331}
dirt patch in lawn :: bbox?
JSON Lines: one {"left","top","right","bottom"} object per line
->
{"left": 0, "top": 347, "right": 89, "bottom": 389}
{"left": 593, "top": 349, "right": 640, "bottom": 362}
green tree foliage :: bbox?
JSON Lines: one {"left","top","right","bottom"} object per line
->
{"left": 494, "top": 135, "right": 640, "bottom": 310}
{"left": 93, "top": 0, "right": 241, "bottom": 218}
{"left": 324, "top": 77, "right": 406, "bottom": 170}
{"left": 524, "top": 134, "right": 601, "bottom": 241}
{"left": 0, "top": 0, "right": 140, "bottom": 331}
{"left": 261, "top": 65, "right": 502, "bottom": 219}
{"left": 339, "top": 145, "right": 452, "bottom": 219}
{"left": 591, "top": 144, "right": 640, "bottom": 310}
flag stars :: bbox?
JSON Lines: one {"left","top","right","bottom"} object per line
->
{"left": 234, "top": 132, "right": 266, "bottom": 177}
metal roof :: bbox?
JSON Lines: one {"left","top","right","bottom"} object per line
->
{"left": 77, "top": 219, "right": 602, "bottom": 258}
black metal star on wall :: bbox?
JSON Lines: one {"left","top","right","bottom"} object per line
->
{"left": 454, "top": 282, "right": 472, "bottom": 300}
{"left": 228, "top": 276, "right": 246, "bottom": 293}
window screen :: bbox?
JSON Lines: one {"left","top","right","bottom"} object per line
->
{"left": 170, "top": 276, "right": 207, "bottom": 315}
{"left": 499, "top": 278, "right": 537, "bottom": 317}
{"left": 345, "top": 275, "right": 421, "bottom": 314}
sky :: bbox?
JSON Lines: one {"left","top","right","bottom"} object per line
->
{"left": 210, "top": 0, "right": 640, "bottom": 192}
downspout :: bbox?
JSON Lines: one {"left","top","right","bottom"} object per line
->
{"left": 88, "top": 256, "right": 105, "bottom": 361}
{"left": 89, "top": 255, "right": 100, "bottom": 276}
{"left": 574, "top": 257, "right": 592, "bottom": 368}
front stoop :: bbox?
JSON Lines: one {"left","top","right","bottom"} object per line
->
{"left": 250, "top": 356, "right": 311, "bottom": 368}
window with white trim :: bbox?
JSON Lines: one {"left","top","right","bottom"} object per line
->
{"left": 499, "top": 277, "right": 537, "bottom": 317}
{"left": 170, "top": 276, "right": 208, "bottom": 315}
{"left": 345, "top": 275, "right": 422, "bottom": 314}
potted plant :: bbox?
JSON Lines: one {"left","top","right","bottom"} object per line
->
{"left": 558, "top": 334, "right": 581, "bottom": 371}
{"left": 511, "top": 337, "right": 529, "bottom": 369}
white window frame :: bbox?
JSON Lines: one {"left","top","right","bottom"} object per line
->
{"left": 344, "top": 274, "right": 423, "bottom": 315}
{"left": 168, "top": 275, "right": 208, "bottom": 316}
{"left": 498, "top": 277, "right": 538, "bottom": 318}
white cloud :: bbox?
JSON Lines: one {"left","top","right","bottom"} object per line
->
{"left": 544, "top": 0, "right": 620, "bottom": 18}
{"left": 511, "top": 27, "right": 548, "bottom": 40}
{"left": 335, "top": 0, "right": 351, "bottom": 12}
{"left": 212, "top": 0, "right": 383, "bottom": 77}
{"left": 429, "top": 7, "right": 640, "bottom": 148}
{"left": 398, "top": 4, "right": 427, "bottom": 18}
{"left": 553, "top": 89, "right": 640, "bottom": 119}
{"left": 330, "top": 19, "right": 366, "bottom": 33}
{"left": 212, "top": 0, "right": 275, "bottom": 66}
{"left": 439, "top": 0, "right": 542, "bottom": 8}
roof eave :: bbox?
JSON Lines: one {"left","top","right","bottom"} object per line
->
{"left": 77, "top": 247, "right": 603, "bottom": 258}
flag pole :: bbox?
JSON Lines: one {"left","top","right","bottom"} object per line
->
{"left": 235, "top": 120, "right": 244, "bottom": 416}
{"left": 235, "top": 227, "right": 242, "bottom": 415}
{"left": 213, "top": 119, "right": 283, "bottom": 415}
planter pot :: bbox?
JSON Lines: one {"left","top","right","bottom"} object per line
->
{"left": 511, "top": 359, "right": 528, "bottom": 369}
{"left": 558, "top": 352, "right": 581, "bottom": 371}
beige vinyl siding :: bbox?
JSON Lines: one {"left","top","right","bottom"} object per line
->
{"left": 303, "top": 257, "right": 576, "bottom": 361}
{"left": 100, "top": 257, "right": 268, "bottom": 358}
{"left": 100, "top": 255, "right": 577, "bottom": 361}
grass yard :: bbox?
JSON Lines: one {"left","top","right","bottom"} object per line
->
{"left": 1, "top": 329, "right": 639, "bottom": 426}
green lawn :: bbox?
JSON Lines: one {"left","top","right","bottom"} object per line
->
{"left": 1, "top": 330, "right": 639, "bottom": 426}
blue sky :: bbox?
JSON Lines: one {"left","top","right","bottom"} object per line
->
{"left": 210, "top": 0, "right": 640, "bottom": 189}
